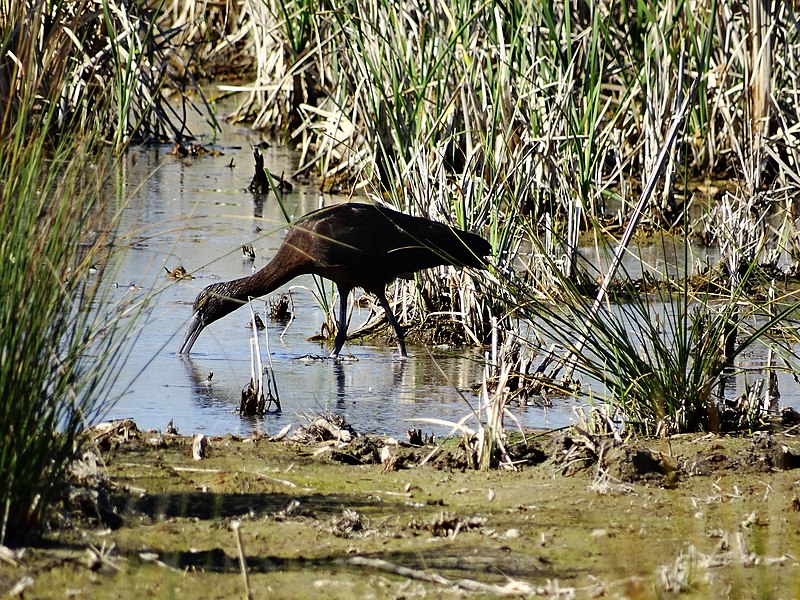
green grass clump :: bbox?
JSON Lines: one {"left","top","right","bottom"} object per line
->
{"left": 0, "top": 130, "right": 124, "bottom": 546}
{"left": 0, "top": 0, "right": 183, "bottom": 545}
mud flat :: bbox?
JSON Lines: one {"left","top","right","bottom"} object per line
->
{"left": 2, "top": 419, "right": 800, "bottom": 599}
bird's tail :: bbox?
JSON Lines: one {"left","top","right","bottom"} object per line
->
{"left": 413, "top": 223, "right": 491, "bottom": 269}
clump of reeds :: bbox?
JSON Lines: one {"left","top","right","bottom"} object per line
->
{"left": 0, "top": 130, "right": 126, "bottom": 545}
{"left": 240, "top": 302, "right": 281, "bottom": 415}
{"left": 0, "top": 0, "right": 189, "bottom": 545}
{"left": 508, "top": 178, "right": 800, "bottom": 436}
{"left": 223, "top": 0, "right": 800, "bottom": 213}
{"left": 0, "top": 0, "right": 209, "bottom": 150}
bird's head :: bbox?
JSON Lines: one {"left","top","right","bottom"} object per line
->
{"left": 177, "top": 282, "right": 244, "bottom": 354}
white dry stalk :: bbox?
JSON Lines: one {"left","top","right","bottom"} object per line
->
{"left": 748, "top": 0, "right": 773, "bottom": 190}
{"left": 260, "top": 302, "right": 279, "bottom": 403}
{"left": 764, "top": 284, "right": 779, "bottom": 411}
{"left": 713, "top": 191, "right": 768, "bottom": 290}
{"left": 231, "top": 521, "right": 253, "bottom": 600}
{"left": 248, "top": 300, "right": 264, "bottom": 400}
{"left": 477, "top": 326, "right": 516, "bottom": 470}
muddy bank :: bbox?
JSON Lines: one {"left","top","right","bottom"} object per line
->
{"left": 3, "top": 420, "right": 800, "bottom": 598}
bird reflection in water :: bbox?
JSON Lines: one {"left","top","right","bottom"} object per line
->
{"left": 332, "top": 354, "right": 407, "bottom": 412}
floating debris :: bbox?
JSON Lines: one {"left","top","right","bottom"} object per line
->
{"left": 294, "top": 354, "right": 328, "bottom": 362}
{"left": 267, "top": 292, "right": 293, "bottom": 320}
{"left": 242, "top": 243, "right": 255, "bottom": 261}
{"left": 170, "top": 142, "right": 221, "bottom": 157}
{"left": 170, "top": 142, "right": 190, "bottom": 157}
{"left": 246, "top": 312, "right": 265, "bottom": 330}
{"left": 249, "top": 147, "right": 294, "bottom": 193}
{"left": 334, "top": 353, "right": 359, "bottom": 362}
{"left": 165, "top": 265, "right": 193, "bottom": 280}
{"left": 272, "top": 173, "right": 293, "bottom": 192}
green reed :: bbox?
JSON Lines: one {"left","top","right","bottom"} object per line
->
{"left": 0, "top": 0, "right": 186, "bottom": 545}
{"left": 0, "top": 120, "right": 127, "bottom": 546}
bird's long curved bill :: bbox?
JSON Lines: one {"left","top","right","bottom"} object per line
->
{"left": 177, "top": 314, "right": 204, "bottom": 355}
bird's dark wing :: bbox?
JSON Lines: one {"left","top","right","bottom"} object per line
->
{"left": 289, "top": 203, "right": 489, "bottom": 288}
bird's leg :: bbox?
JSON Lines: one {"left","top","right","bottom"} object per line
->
{"left": 330, "top": 284, "right": 351, "bottom": 358}
{"left": 376, "top": 293, "right": 408, "bottom": 358}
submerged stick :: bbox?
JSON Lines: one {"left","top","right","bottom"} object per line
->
{"left": 561, "top": 77, "right": 700, "bottom": 382}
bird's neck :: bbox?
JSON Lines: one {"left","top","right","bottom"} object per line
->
{"left": 229, "top": 247, "right": 308, "bottom": 302}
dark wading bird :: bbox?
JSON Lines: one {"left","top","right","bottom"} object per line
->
{"left": 177, "top": 203, "right": 491, "bottom": 357}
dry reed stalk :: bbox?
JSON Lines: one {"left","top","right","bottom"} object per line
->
{"left": 231, "top": 521, "right": 253, "bottom": 600}
{"left": 749, "top": 0, "right": 772, "bottom": 190}
{"left": 202, "top": 0, "right": 800, "bottom": 215}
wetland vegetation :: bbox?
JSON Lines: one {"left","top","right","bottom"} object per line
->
{"left": 3, "top": 0, "right": 800, "bottom": 596}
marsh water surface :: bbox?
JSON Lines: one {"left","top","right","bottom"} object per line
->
{"left": 103, "top": 110, "right": 800, "bottom": 439}
{"left": 103, "top": 113, "right": 577, "bottom": 438}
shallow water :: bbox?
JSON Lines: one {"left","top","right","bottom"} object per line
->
{"left": 103, "top": 116, "right": 576, "bottom": 438}
{"left": 103, "top": 110, "right": 798, "bottom": 439}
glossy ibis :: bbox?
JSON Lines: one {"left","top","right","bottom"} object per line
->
{"left": 177, "top": 203, "right": 490, "bottom": 357}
